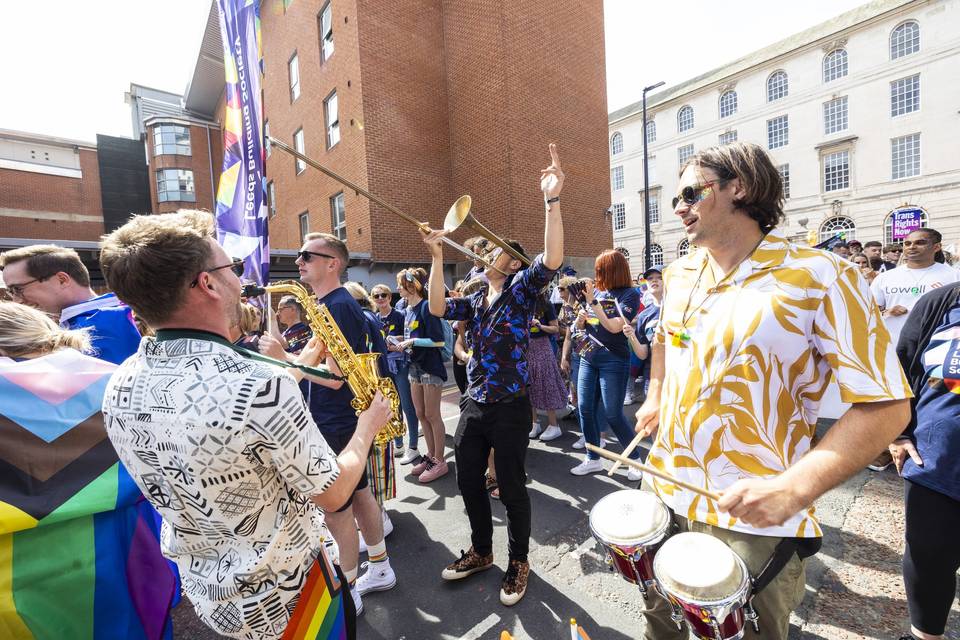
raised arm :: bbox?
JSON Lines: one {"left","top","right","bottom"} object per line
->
{"left": 541, "top": 143, "right": 564, "bottom": 271}
{"left": 423, "top": 231, "right": 448, "bottom": 317}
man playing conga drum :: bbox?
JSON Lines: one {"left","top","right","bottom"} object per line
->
{"left": 635, "top": 142, "right": 911, "bottom": 639}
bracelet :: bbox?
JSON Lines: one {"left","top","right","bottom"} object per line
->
{"left": 545, "top": 196, "right": 560, "bottom": 205}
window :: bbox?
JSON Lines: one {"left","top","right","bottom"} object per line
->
{"left": 823, "top": 49, "right": 848, "bottom": 83}
{"left": 288, "top": 52, "right": 300, "bottom": 101}
{"left": 324, "top": 91, "right": 340, "bottom": 148}
{"left": 156, "top": 169, "right": 195, "bottom": 202}
{"left": 615, "top": 247, "right": 630, "bottom": 258}
{"left": 677, "top": 106, "right": 694, "bottom": 133}
{"left": 823, "top": 96, "right": 848, "bottom": 134}
{"left": 884, "top": 208, "right": 928, "bottom": 244}
{"left": 646, "top": 156, "right": 657, "bottom": 184}
{"left": 611, "top": 165, "right": 624, "bottom": 191}
{"left": 648, "top": 193, "right": 660, "bottom": 224}
{"left": 767, "top": 70, "right": 788, "bottom": 102}
{"left": 892, "top": 133, "right": 921, "bottom": 179}
{"left": 778, "top": 164, "right": 790, "bottom": 199}
{"left": 330, "top": 192, "right": 346, "bottom": 240}
{"left": 267, "top": 181, "right": 277, "bottom": 218}
{"left": 647, "top": 244, "right": 663, "bottom": 269}
{"left": 719, "top": 91, "right": 738, "bottom": 118}
{"left": 719, "top": 131, "right": 737, "bottom": 145}
{"left": 891, "top": 74, "right": 920, "bottom": 117}
{"left": 767, "top": 115, "right": 788, "bottom": 149}
{"left": 890, "top": 21, "right": 920, "bottom": 60}
{"left": 610, "top": 132, "right": 623, "bottom": 155}
{"left": 319, "top": 2, "right": 334, "bottom": 62}
{"left": 677, "top": 144, "right": 694, "bottom": 167}
{"left": 645, "top": 120, "right": 656, "bottom": 145}
{"left": 299, "top": 212, "right": 310, "bottom": 240}
{"left": 264, "top": 121, "right": 271, "bottom": 157}
{"left": 819, "top": 216, "right": 856, "bottom": 243}
{"left": 152, "top": 124, "right": 191, "bottom": 156}
{"left": 612, "top": 203, "right": 626, "bottom": 231}
{"left": 293, "top": 128, "right": 305, "bottom": 174}
{"left": 677, "top": 239, "right": 690, "bottom": 258}
{"left": 823, "top": 150, "right": 850, "bottom": 192}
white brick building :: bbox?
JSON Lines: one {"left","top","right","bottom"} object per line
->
{"left": 608, "top": 0, "right": 960, "bottom": 273}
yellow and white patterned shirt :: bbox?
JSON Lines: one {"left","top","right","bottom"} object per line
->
{"left": 650, "top": 230, "right": 911, "bottom": 538}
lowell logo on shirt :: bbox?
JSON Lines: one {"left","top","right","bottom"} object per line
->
{"left": 884, "top": 282, "right": 946, "bottom": 296}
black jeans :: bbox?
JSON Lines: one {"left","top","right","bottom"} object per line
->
{"left": 454, "top": 394, "right": 532, "bottom": 562}
{"left": 903, "top": 479, "right": 960, "bottom": 635}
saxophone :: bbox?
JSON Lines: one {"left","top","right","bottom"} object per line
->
{"left": 242, "top": 281, "right": 405, "bottom": 447}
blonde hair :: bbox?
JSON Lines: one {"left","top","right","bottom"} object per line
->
{"left": 370, "top": 283, "right": 392, "bottom": 299}
{"left": 237, "top": 303, "right": 261, "bottom": 334}
{"left": 343, "top": 281, "right": 373, "bottom": 310}
{"left": 0, "top": 302, "right": 91, "bottom": 358}
{"left": 558, "top": 275, "right": 578, "bottom": 289}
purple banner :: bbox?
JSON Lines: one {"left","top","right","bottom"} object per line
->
{"left": 891, "top": 207, "right": 924, "bottom": 240}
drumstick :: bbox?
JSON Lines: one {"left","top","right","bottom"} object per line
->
{"left": 586, "top": 444, "right": 721, "bottom": 501}
{"left": 608, "top": 430, "right": 646, "bottom": 476}
{"left": 614, "top": 299, "right": 644, "bottom": 357}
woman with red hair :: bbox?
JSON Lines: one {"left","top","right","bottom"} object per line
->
{"left": 570, "top": 250, "right": 644, "bottom": 478}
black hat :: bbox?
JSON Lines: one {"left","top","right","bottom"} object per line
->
{"left": 642, "top": 266, "right": 663, "bottom": 279}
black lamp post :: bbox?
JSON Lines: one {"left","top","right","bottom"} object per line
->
{"left": 642, "top": 81, "right": 665, "bottom": 270}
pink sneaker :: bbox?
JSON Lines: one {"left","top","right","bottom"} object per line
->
{"left": 419, "top": 458, "right": 448, "bottom": 483}
{"left": 411, "top": 455, "right": 432, "bottom": 476}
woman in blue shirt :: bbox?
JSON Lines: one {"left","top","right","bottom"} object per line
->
{"left": 571, "top": 250, "right": 643, "bottom": 480}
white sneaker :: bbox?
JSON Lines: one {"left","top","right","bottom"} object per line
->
{"left": 572, "top": 435, "right": 586, "bottom": 449}
{"left": 623, "top": 393, "right": 634, "bottom": 406}
{"left": 627, "top": 466, "right": 643, "bottom": 482}
{"left": 351, "top": 584, "right": 363, "bottom": 615}
{"left": 570, "top": 458, "right": 604, "bottom": 476}
{"left": 529, "top": 423, "right": 544, "bottom": 439}
{"left": 399, "top": 448, "right": 420, "bottom": 465}
{"left": 539, "top": 425, "right": 562, "bottom": 441}
{"left": 393, "top": 443, "right": 405, "bottom": 458}
{"left": 356, "top": 560, "right": 397, "bottom": 596}
{"left": 556, "top": 404, "right": 574, "bottom": 419}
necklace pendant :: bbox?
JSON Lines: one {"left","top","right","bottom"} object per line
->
{"left": 670, "top": 330, "right": 691, "bottom": 347}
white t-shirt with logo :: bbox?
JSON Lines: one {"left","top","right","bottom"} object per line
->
{"left": 870, "top": 262, "right": 960, "bottom": 344}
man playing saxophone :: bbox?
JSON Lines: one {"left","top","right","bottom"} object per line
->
{"left": 259, "top": 232, "right": 397, "bottom": 616}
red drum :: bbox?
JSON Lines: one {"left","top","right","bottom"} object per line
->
{"left": 652, "top": 532, "right": 759, "bottom": 640}
{"left": 588, "top": 489, "right": 671, "bottom": 599}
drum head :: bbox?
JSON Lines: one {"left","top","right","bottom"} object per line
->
{"left": 589, "top": 489, "right": 669, "bottom": 545}
{"left": 654, "top": 532, "right": 745, "bottom": 602}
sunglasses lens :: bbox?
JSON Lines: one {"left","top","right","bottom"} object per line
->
{"left": 682, "top": 186, "right": 697, "bottom": 204}
{"left": 298, "top": 251, "right": 310, "bottom": 262}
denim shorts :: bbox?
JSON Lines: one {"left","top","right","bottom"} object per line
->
{"left": 408, "top": 362, "right": 445, "bottom": 386}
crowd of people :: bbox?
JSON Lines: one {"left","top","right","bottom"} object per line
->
{"left": 0, "top": 141, "right": 956, "bottom": 640}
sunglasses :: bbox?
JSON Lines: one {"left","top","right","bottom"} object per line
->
{"left": 5, "top": 276, "right": 49, "bottom": 298}
{"left": 373, "top": 293, "right": 391, "bottom": 299}
{"left": 190, "top": 258, "right": 244, "bottom": 288}
{"left": 671, "top": 180, "right": 726, "bottom": 209}
{"left": 297, "top": 250, "right": 336, "bottom": 263}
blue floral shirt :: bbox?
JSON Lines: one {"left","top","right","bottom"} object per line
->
{"left": 444, "top": 255, "right": 557, "bottom": 403}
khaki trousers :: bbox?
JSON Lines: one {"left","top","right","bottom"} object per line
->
{"left": 639, "top": 499, "right": 807, "bottom": 640}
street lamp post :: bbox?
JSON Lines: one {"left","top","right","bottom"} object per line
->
{"left": 642, "top": 81, "right": 665, "bottom": 270}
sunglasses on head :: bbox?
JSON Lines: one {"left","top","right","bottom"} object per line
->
{"left": 297, "top": 250, "right": 336, "bottom": 263}
{"left": 671, "top": 180, "right": 726, "bottom": 209}
{"left": 190, "top": 258, "right": 244, "bottom": 288}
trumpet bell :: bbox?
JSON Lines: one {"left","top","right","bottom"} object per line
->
{"left": 443, "top": 195, "right": 473, "bottom": 233}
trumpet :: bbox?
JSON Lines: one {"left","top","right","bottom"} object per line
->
{"left": 267, "top": 136, "right": 527, "bottom": 274}
{"left": 242, "top": 281, "right": 405, "bottom": 448}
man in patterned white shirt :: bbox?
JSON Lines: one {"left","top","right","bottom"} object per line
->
{"left": 634, "top": 143, "right": 911, "bottom": 639}
{"left": 99, "top": 210, "right": 391, "bottom": 640}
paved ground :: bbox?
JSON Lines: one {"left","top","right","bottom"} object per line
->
{"left": 173, "top": 386, "right": 960, "bottom": 639}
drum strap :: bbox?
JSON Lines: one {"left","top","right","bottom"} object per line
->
{"left": 751, "top": 537, "right": 822, "bottom": 595}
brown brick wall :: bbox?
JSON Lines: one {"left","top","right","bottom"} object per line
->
{"left": 146, "top": 123, "right": 220, "bottom": 214}
{"left": 0, "top": 147, "right": 105, "bottom": 241}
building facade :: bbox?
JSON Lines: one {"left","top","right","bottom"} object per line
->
{"left": 608, "top": 0, "right": 960, "bottom": 274}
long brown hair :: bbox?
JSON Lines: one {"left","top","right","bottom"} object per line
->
{"left": 594, "top": 249, "right": 632, "bottom": 291}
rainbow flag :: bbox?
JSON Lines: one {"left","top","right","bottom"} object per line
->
{"left": 281, "top": 557, "right": 347, "bottom": 640}
{"left": 0, "top": 350, "right": 178, "bottom": 639}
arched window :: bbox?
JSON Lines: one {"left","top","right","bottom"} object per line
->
{"left": 890, "top": 21, "right": 920, "bottom": 60}
{"left": 823, "top": 49, "right": 848, "bottom": 83}
{"left": 818, "top": 216, "right": 856, "bottom": 244}
{"left": 884, "top": 208, "right": 928, "bottom": 244}
{"left": 767, "top": 70, "right": 788, "bottom": 102}
{"left": 719, "top": 91, "right": 738, "bottom": 118}
{"left": 677, "top": 239, "right": 690, "bottom": 258}
{"left": 610, "top": 132, "right": 623, "bottom": 155}
{"left": 677, "top": 106, "right": 694, "bottom": 133}
{"left": 647, "top": 244, "right": 664, "bottom": 269}
{"left": 645, "top": 120, "right": 656, "bottom": 145}
{"left": 615, "top": 246, "right": 630, "bottom": 258}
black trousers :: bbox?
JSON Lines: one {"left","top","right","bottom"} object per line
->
{"left": 903, "top": 479, "right": 960, "bottom": 635}
{"left": 453, "top": 360, "right": 468, "bottom": 394}
{"left": 454, "top": 394, "right": 532, "bottom": 562}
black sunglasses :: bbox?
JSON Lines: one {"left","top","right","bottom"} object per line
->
{"left": 671, "top": 180, "right": 726, "bottom": 209}
{"left": 190, "top": 258, "right": 244, "bottom": 288}
{"left": 372, "top": 293, "right": 391, "bottom": 299}
{"left": 297, "top": 250, "right": 337, "bottom": 263}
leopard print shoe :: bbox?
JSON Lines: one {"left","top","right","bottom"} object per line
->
{"left": 499, "top": 559, "right": 529, "bottom": 606}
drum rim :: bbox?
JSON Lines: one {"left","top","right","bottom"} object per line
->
{"left": 588, "top": 489, "right": 671, "bottom": 548}
{"left": 652, "top": 539, "right": 752, "bottom": 608}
